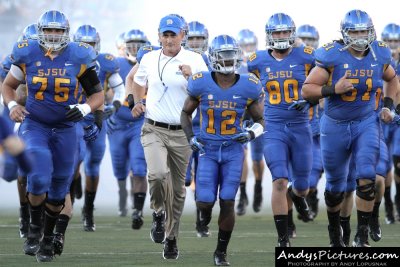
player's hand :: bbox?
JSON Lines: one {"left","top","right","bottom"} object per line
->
{"left": 232, "top": 132, "right": 252, "bottom": 144}
{"left": 83, "top": 124, "right": 100, "bottom": 142}
{"left": 104, "top": 104, "right": 117, "bottom": 120}
{"left": 179, "top": 64, "right": 192, "bottom": 80}
{"left": 189, "top": 136, "right": 205, "bottom": 154}
{"left": 288, "top": 100, "right": 311, "bottom": 113}
{"left": 132, "top": 102, "right": 145, "bottom": 118}
{"left": 334, "top": 73, "right": 354, "bottom": 94}
{"left": 381, "top": 107, "right": 395, "bottom": 124}
{"left": 65, "top": 104, "right": 91, "bottom": 122}
{"left": 9, "top": 104, "right": 29, "bottom": 123}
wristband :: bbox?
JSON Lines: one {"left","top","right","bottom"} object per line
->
{"left": 383, "top": 97, "right": 394, "bottom": 109}
{"left": 321, "top": 85, "right": 336, "bottom": 97}
{"left": 127, "top": 94, "right": 135, "bottom": 110}
{"left": 7, "top": 100, "right": 18, "bottom": 110}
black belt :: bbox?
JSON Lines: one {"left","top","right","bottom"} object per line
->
{"left": 145, "top": 118, "right": 182, "bottom": 130}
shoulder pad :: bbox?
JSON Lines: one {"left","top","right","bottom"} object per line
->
{"left": 188, "top": 71, "right": 207, "bottom": 97}
{"left": 68, "top": 42, "right": 97, "bottom": 65}
{"left": 11, "top": 39, "right": 37, "bottom": 65}
{"left": 137, "top": 45, "right": 161, "bottom": 64}
{"left": 97, "top": 53, "right": 120, "bottom": 73}
{"left": 314, "top": 42, "right": 342, "bottom": 68}
{"left": 370, "top": 41, "right": 392, "bottom": 64}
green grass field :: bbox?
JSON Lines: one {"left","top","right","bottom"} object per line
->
{"left": 0, "top": 210, "right": 399, "bottom": 266}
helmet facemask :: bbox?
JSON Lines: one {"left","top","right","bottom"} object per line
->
{"left": 210, "top": 49, "right": 242, "bottom": 74}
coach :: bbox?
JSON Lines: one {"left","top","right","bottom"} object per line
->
{"left": 130, "top": 14, "right": 208, "bottom": 259}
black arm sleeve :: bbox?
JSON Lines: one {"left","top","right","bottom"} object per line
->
{"left": 78, "top": 67, "right": 102, "bottom": 96}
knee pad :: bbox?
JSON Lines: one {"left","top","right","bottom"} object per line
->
{"left": 356, "top": 182, "right": 375, "bottom": 201}
{"left": 46, "top": 198, "right": 65, "bottom": 208}
{"left": 393, "top": 155, "right": 400, "bottom": 176}
{"left": 324, "top": 190, "right": 344, "bottom": 208}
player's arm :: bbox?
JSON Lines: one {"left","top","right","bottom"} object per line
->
{"left": 302, "top": 66, "right": 354, "bottom": 103}
{"left": 107, "top": 72, "right": 125, "bottom": 109}
{"left": 131, "top": 63, "right": 147, "bottom": 118}
{"left": 180, "top": 96, "right": 200, "bottom": 141}
{"left": 1, "top": 65, "right": 29, "bottom": 122}
{"left": 125, "top": 62, "right": 139, "bottom": 97}
{"left": 381, "top": 64, "right": 399, "bottom": 123}
{"left": 247, "top": 99, "right": 265, "bottom": 129}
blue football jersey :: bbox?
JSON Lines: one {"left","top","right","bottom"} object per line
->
{"left": 11, "top": 40, "right": 96, "bottom": 127}
{"left": 247, "top": 46, "right": 315, "bottom": 123}
{"left": 96, "top": 53, "right": 120, "bottom": 88}
{"left": 188, "top": 72, "right": 263, "bottom": 142}
{"left": 137, "top": 45, "right": 161, "bottom": 64}
{"left": 112, "top": 57, "right": 138, "bottom": 122}
{"left": 315, "top": 40, "right": 391, "bottom": 121}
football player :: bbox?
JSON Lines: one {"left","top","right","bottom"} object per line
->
{"left": 2, "top": 10, "right": 104, "bottom": 261}
{"left": 107, "top": 29, "right": 149, "bottom": 229}
{"left": 302, "top": 9, "right": 398, "bottom": 247}
{"left": 247, "top": 13, "right": 315, "bottom": 247}
{"left": 181, "top": 34, "right": 264, "bottom": 266}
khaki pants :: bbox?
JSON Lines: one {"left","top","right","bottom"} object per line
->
{"left": 140, "top": 123, "right": 191, "bottom": 239}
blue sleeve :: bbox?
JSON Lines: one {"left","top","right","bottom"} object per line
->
{"left": 371, "top": 41, "right": 392, "bottom": 65}
{"left": 10, "top": 40, "right": 35, "bottom": 66}
{"left": 246, "top": 73, "right": 263, "bottom": 101}
{"left": 187, "top": 71, "right": 206, "bottom": 98}
{"left": 69, "top": 42, "right": 97, "bottom": 69}
{"left": 97, "top": 53, "right": 120, "bottom": 73}
{"left": 314, "top": 42, "right": 340, "bottom": 69}
{"left": 137, "top": 45, "right": 160, "bottom": 64}
{"left": 246, "top": 51, "right": 263, "bottom": 78}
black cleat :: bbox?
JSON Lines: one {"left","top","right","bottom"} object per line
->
{"left": 82, "top": 206, "right": 96, "bottom": 232}
{"left": 277, "top": 237, "right": 291, "bottom": 247}
{"left": 196, "top": 223, "right": 210, "bottom": 238}
{"left": 368, "top": 216, "right": 382, "bottom": 242}
{"left": 23, "top": 224, "right": 42, "bottom": 256}
{"left": 163, "top": 238, "right": 179, "bottom": 259}
{"left": 253, "top": 185, "right": 263, "bottom": 213}
{"left": 352, "top": 225, "right": 371, "bottom": 247}
{"left": 328, "top": 225, "right": 346, "bottom": 247}
{"left": 214, "top": 250, "right": 230, "bottom": 266}
{"left": 53, "top": 232, "right": 65, "bottom": 256}
{"left": 288, "top": 223, "right": 297, "bottom": 239}
{"left": 288, "top": 187, "right": 313, "bottom": 222}
{"left": 236, "top": 193, "right": 248, "bottom": 216}
{"left": 131, "top": 209, "right": 144, "bottom": 230}
{"left": 19, "top": 208, "right": 29, "bottom": 239}
{"left": 150, "top": 211, "right": 165, "bottom": 243}
{"left": 24, "top": 237, "right": 41, "bottom": 256}
{"left": 36, "top": 236, "right": 54, "bottom": 262}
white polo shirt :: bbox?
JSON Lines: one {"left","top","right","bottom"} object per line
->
{"left": 134, "top": 47, "right": 208, "bottom": 124}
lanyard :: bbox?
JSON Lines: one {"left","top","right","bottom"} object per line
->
{"left": 157, "top": 49, "right": 176, "bottom": 102}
